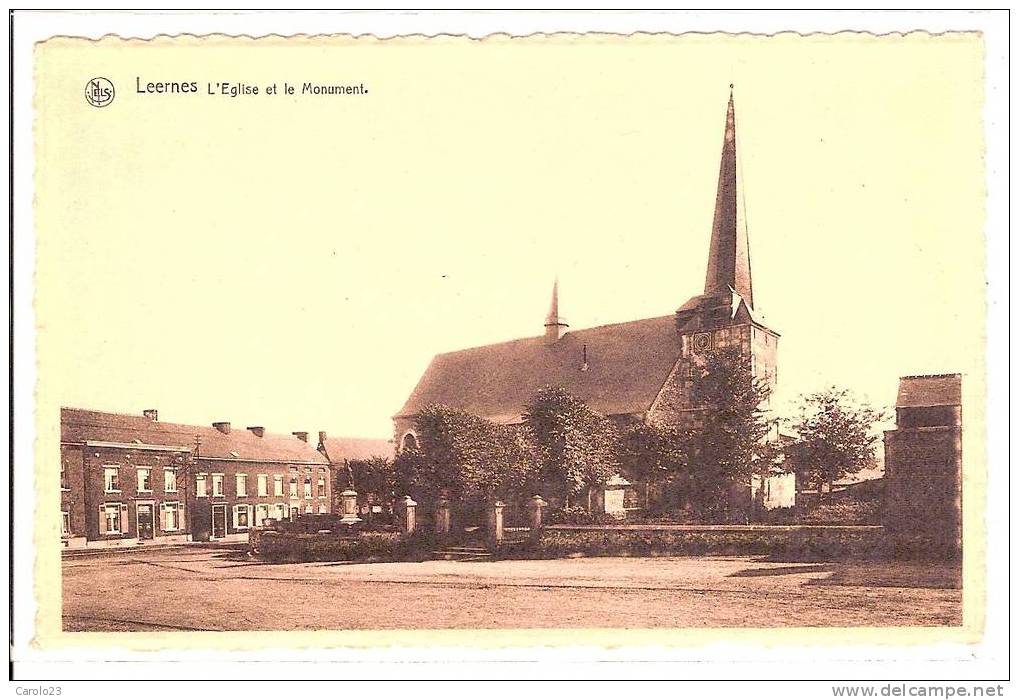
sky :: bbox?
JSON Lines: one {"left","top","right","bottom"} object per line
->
{"left": 35, "top": 33, "right": 986, "bottom": 440}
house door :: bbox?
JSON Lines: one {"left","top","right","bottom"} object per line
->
{"left": 211, "top": 505, "right": 227, "bottom": 539}
{"left": 289, "top": 506, "right": 299, "bottom": 521}
{"left": 137, "top": 503, "right": 154, "bottom": 540}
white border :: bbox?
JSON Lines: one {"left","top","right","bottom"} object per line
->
{"left": 9, "top": 9, "right": 1010, "bottom": 684}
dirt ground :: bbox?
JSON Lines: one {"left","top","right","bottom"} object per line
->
{"left": 62, "top": 547, "right": 962, "bottom": 631}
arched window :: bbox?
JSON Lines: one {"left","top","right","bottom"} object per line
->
{"left": 402, "top": 432, "right": 418, "bottom": 452}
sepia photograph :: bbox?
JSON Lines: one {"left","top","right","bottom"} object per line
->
{"left": 10, "top": 9, "right": 1009, "bottom": 689}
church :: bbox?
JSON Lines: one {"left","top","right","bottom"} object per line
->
{"left": 394, "top": 91, "right": 792, "bottom": 510}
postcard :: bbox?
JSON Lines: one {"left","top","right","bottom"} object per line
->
{"left": 14, "top": 11, "right": 1007, "bottom": 681}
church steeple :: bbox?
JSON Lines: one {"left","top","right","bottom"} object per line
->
{"left": 703, "top": 86, "right": 754, "bottom": 309}
{"left": 544, "top": 278, "right": 569, "bottom": 344}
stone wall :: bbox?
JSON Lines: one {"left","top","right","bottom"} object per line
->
{"left": 883, "top": 425, "right": 962, "bottom": 551}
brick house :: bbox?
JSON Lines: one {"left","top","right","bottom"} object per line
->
{"left": 61, "top": 409, "right": 192, "bottom": 547}
{"left": 393, "top": 91, "right": 789, "bottom": 512}
{"left": 60, "top": 407, "right": 332, "bottom": 547}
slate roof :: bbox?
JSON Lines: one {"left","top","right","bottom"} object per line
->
{"left": 396, "top": 315, "right": 684, "bottom": 424}
{"left": 896, "top": 374, "right": 962, "bottom": 408}
{"left": 319, "top": 436, "right": 394, "bottom": 464}
{"left": 61, "top": 407, "right": 329, "bottom": 464}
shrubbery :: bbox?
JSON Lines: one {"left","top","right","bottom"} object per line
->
{"left": 546, "top": 505, "right": 621, "bottom": 526}
{"left": 534, "top": 527, "right": 894, "bottom": 561}
{"left": 255, "top": 531, "right": 436, "bottom": 564}
{"left": 797, "top": 498, "right": 881, "bottom": 525}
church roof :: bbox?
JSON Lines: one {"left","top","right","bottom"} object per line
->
{"left": 395, "top": 315, "right": 683, "bottom": 424}
{"left": 60, "top": 407, "right": 329, "bottom": 464}
{"left": 896, "top": 374, "right": 962, "bottom": 408}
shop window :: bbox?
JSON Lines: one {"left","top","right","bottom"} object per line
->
{"left": 234, "top": 504, "right": 251, "bottom": 529}
{"left": 99, "top": 503, "right": 124, "bottom": 534}
{"left": 162, "top": 502, "right": 182, "bottom": 531}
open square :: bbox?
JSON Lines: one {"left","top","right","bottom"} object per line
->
{"left": 62, "top": 547, "right": 961, "bottom": 631}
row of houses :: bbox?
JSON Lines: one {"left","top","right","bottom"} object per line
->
{"left": 60, "top": 407, "right": 392, "bottom": 548}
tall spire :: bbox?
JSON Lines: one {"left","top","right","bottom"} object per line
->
{"left": 703, "top": 86, "right": 754, "bottom": 309}
{"left": 544, "top": 277, "right": 568, "bottom": 344}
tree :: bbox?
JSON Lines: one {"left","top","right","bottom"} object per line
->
{"left": 686, "top": 347, "right": 772, "bottom": 522}
{"left": 523, "top": 386, "right": 619, "bottom": 511}
{"left": 393, "top": 404, "right": 538, "bottom": 511}
{"left": 787, "top": 388, "right": 886, "bottom": 499}
{"left": 347, "top": 456, "right": 397, "bottom": 504}
{"left": 616, "top": 422, "right": 689, "bottom": 510}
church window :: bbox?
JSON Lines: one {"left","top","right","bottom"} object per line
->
{"left": 402, "top": 433, "right": 418, "bottom": 451}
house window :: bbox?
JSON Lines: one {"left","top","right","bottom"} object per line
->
{"left": 104, "top": 467, "right": 120, "bottom": 493}
{"left": 303, "top": 479, "right": 312, "bottom": 499}
{"left": 274, "top": 504, "right": 287, "bottom": 520}
{"left": 273, "top": 475, "right": 284, "bottom": 496}
{"left": 196, "top": 473, "right": 208, "bottom": 497}
{"left": 60, "top": 461, "right": 69, "bottom": 490}
{"left": 163, "top": 502, "right": 182, "bottom": 531}
{"left": 236, "top": 474, "right": 248, "bottom": 497}
{"left": 317, "top": 478, "right": 326, "bottom": 498}
{"left": 101, "top": 503, "right": 123, "bottom": 534}
{"left": 61, "top": 512, "right": 70, "bottom": 536}
{"left": 257, "top": 474, "right": 268, "bottom": 497}
{"left": 164, "top": 468, "right": 177, "bottom": 493}
{"left": 137, "top": 467, "right": 152, "bottom": 492}
{"left": 304, "top": 505, "right": 313, "bottom": 514}
{"left": 254, "top": 504, "right": 270, "bottom": 527}
{"left": 212, "top": 474, "right": 224, "bottom": 497}
{"left": 234, "top": 504, "right": 251, "bottom": 529}
{"left": 318, "top": 505, "right": 328, "bottom": 514}
{"left": 289, "top": 478, "right": 298, "bottom": 498}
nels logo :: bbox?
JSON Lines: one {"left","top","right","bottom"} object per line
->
{"left": 85, "top": 77, "right": 115, "bottom": 108}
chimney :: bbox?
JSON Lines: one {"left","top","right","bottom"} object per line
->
{"left": 318, "top": 431, "right": 327, "bottom": 447}
{"left": 247, "top": 426, "right": 265, "bottom": 438}
{"left": 292, "top": 431, "right": 309, "bottom": 443}
{"left": 142, "top": 409, "right": 158, "bottom": 421}
{"left": 212, "top": 421, "right": 231, "bottom": 434}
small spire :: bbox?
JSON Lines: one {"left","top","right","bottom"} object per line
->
{"left": 544, "top": 277, "right": 568, "bottom": 344}
{"left": 545, "top": 277, "right": 560, "bottom": 326}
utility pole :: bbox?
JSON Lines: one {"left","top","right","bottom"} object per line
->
{"left": 184, "top": 434, "right": 201, "bottom": 541}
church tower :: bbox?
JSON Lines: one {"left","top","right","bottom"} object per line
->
{"left": 651, "top": 88, "right": 779, "bottom": 427}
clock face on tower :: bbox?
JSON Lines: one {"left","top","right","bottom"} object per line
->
{"left": 693, "top": 332, "right": 711, "bottom": 353}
